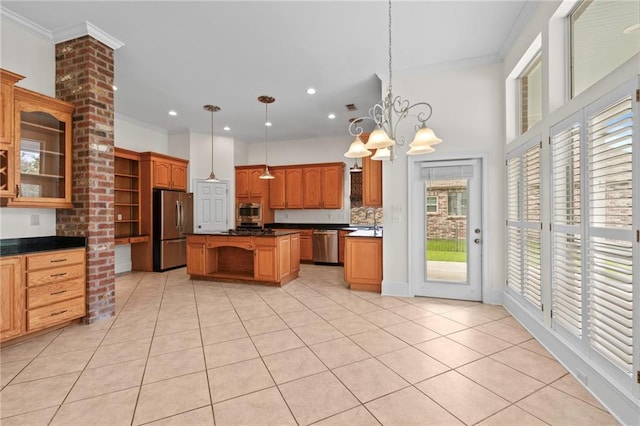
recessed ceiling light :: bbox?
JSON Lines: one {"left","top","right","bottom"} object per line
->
{"left": 224, "top": 126, "right": 230, "bottom": 131}
{"left": 306, "top": 88, "right": 316, "bottom": 95}
{"left": 112, "top": 85, "right": 118, "bottom": 91}
{"left": 623, "top": 23, "right": 639, "bottom": 34}
{"left": 265, "top": 121, "right": 272, "bottom": 127}
{"left": 168, "top": 110, "right": 177, "bottom": 116}
{"left": 328, "top": 113, "right": 336, "bottom": 119}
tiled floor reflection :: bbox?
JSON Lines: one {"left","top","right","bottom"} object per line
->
{"left": 1, "top": 265, "right": 619, "bottom": 425}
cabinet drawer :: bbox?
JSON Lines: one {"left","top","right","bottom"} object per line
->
{"left": 27, "top": 297, "right": 85, "bottom": 331}
{"left": 27, "top": 249, "right": 85, "bottom": 271}
{"left": 27, "top": 277, "right": 85, "bottom": 309}
{"left": 27, "top": 263, "right": 85, "bottom": 287}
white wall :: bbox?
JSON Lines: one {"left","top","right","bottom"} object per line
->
{"left": 0, "top": 19, "right": 57, "bottom": 239}
{"left": 381, "top": 62, "right": 505, "bottom": 303}
{"left": 247, "top": 136, "right": 353, "bottom": 224}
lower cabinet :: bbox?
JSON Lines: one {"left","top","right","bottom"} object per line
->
{"left": 0, "top": 247, "right": 87, "bottom": 343}
{"left": 338, "top": 230, "right": 349, "bottom": 265}
{"left": 186, "top": 235, "right": 206, "bottom": 276}
{"left": 254, "top": 239, "right": 277, "bottom": 282}
{"left": 1, "top": 256, "right": 23, "bottom": 341}
{"left": 299, "top": 230, "right": 313, "bottom": 262}
{"left": 344, "top": 237, "right": 382, "bottom": 293}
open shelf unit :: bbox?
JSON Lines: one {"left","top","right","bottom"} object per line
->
{"left": 114, "top": 148, "right": 147, "bottom": 243}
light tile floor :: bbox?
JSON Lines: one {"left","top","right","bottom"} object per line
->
{"left": 0, "top": 265, "right": 619, "bottom": 425}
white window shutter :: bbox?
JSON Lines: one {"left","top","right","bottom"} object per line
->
{"left": 587, "top": 95, "right": 634, "bottom": 375}
{"left": 523, "top": 144, "right": 542, "bottom": 309}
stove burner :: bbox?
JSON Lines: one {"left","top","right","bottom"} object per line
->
{"left": 229, "top": 227, "right": 275, "bottom": 236}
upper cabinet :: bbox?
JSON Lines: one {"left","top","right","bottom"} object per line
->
{"left": 268, "top": 163, "right": 343, "bottom": 210}
{"left": 236, "top": 166, "right": 268, "bottom": 199}
{"left": 146, "top": 154, "right": 188, "bottom": 191}
{"left": 7, "top": 87, "right": 74, "bottom": 208}
{"left": 0, "top": 69, "right": 24, "bottom": 199}
{"left": 360, "top": 134, "right": 382, "bottom": 207}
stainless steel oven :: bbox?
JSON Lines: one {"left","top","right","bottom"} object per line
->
{"left": 237, "top": 202, "right": 262, "bottom": 226}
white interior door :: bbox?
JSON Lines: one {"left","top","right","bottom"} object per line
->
{"left": 412, "top": 159, "right": 483, "bottom": 301}
{"left": 194, "top": 180, "right": 228, "bottom": 233}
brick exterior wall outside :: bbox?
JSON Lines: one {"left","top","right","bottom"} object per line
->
{"left": 427, "top": 186, "right": 467, "bottom": 241}
{"left": 55, "top": 36, "right": 115, "bottom": 323}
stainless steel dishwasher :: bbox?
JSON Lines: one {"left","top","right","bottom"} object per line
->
{"left": 312, "top": 229, "right": 338, "bottom": 264}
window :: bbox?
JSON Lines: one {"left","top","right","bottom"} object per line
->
{"left": 506, "top": 138, "right": 542, "bottom": 311}
{"left": 519, "top": 52, "right": 542, "bottom": 134}
{"left": 447, "top": 191, "right": 467, "bottom": 216}
{"left": 426, "top": 195, "right": 438, "bottom": 213}
{"left": 571, "top": 0, "right": 640, "bottom": 97}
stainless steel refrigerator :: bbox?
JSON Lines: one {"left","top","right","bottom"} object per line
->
{"left": 153, "top": 189, "right": 193, "bottom": 271}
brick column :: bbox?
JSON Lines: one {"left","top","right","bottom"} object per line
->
{"left": 55, "top": 36, "right": 115, "bottom": 323}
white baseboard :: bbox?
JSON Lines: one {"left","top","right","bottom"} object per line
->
{"left": 381, "top": 280, "right": 411, "bottom": 297}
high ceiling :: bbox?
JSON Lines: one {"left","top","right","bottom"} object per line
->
{"left": 2, "top": 1, "right": 534, "bottom": 143}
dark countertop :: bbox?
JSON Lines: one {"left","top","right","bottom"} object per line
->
{"left": 187, "top": 230, "right": 299, "bottom": 237}
{"left": 0, "top": 236, "right": 87, "bottom": 257}
{"left": 266, "top": 223, "right": 358, "bottom": 230}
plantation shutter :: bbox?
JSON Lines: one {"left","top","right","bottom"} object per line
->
{"left": 523, "top": 144, "right": 542, "bottom": 309}
{"left": 551, "top": 121, "right": 583, "bottom": 337}
{"left": 587, "top": 95, "right": 634, "bottom": 374}
{"left": 506, "top": 156, "right": 522, "bottom": 294}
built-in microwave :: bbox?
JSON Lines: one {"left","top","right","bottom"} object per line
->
{"left": 237, "top": 203, "right": 262, "bottom": 226}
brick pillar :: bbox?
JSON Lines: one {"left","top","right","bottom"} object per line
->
{"left": 55, "top": 36, "right": 115, "bottom": 323}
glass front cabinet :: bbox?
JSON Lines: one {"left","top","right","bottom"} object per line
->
{"left": 8, "top": 87, "right": 74, "bottom": 208}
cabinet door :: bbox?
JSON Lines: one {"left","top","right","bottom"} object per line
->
{"left": 254, "top": 246, "right": 277, "bottom": 282}
{"left": 1, "top": 256, "right": 23, "bottom": 341}
{"left": 338, "top": 230, "right": 348, "bottom": 264}
{"left": 300, "top": 235, "right": 313, "bottom": 262}
{"left": 362, "top": 154, "right": 382, "bottom": 207}
{"left": 186, "top": 242, "right": 206, "bottom": 276}
{"left": 153, "top": 161, "right": 172, "bottom": 189}
{"left": 302, "top": 167, "right": 322, "bottom": 208}
{"left": 10, "top": 90, "right": 74, "bottom": 208}
{"left": 249, "top": 168, "right": 264, "bottom": 197}
{"left": 290, "top": 233, "right": 300, "bottom": 272}
{"left": 0, "top": 71, "right": 22, "bottom": 198}
{"left": 171, "top": 163, "right": 187, "bottom": 191}
{"left": 236, "top": 169, "right": 250, "bottom": 198}
{"left": 345, "top": 237, "right": 382, "bottom": 291}
{"left": 321, "top": 165, "right": 344, "bottom": 209}
{"left": 269, "top": 168, "right": 286, "bottom": 208}
{"left": 286, "top": 168, "right": 303, "bottom": 209}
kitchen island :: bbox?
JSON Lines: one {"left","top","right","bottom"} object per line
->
{"left": 186, "top": 231, "right": 299, "bottom": 286}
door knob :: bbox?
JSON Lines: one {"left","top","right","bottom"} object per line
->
{"left": 474, "top": 238, "right": 481, "bottom": 244}
{"left": 474, "top": 228, "right": 481, "bottom": 234}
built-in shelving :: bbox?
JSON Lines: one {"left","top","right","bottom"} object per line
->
{"left": 114, "top": 148, "right": 145, "bottom": 243}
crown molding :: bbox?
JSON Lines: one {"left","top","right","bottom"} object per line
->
{"left": 498, "top": 0, "right": 539, "bottom": 59}
{"left": 0, "top": 6, "right": 53, "bottom": 42}
{"left": 53, "top": 21, "right": 124, "bottom": 50}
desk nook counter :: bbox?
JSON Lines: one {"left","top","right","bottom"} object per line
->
{"left": 186, "top": 231, "right": 300, "bottom": 286}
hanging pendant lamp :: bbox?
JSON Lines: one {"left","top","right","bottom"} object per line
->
{"left": 203, "top": 104, "right": 221, "bottom": 182}
{"left": 258, "top": 96, "right": 276, "bottom": 180}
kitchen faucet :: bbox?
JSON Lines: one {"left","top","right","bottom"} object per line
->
{"left": 367, "top": 208, "right": 379, "bottom": 233}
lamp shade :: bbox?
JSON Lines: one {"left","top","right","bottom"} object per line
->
{"left": 344, "top": 136, "right": 372, "bottom": 158}
{"left": 410, "top": 126, "right": 442, "bottom": 146}
{"left": 406, "top": 144, "right": 435, "bottom": 156}
{"left": 259, "top": 165, "right": 275, "bottom": 180}
{"left": 371, "top": 146, "right": 392, "bottom": 161}
{"left": 364, "top": 128, "right": 395, "bottom": 149}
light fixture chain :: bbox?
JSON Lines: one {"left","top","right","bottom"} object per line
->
{"left": 211, "top": 109, "right": 214, "bottom": 170}
{"left": 388, "top": 0, "right": 392, "bottom": 94}
{"left": 264, "top": 102, "right": 268, "bottom": 164}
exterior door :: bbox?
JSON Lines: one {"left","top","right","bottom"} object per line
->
{"left": 195, "top": 180, "right": 228, "bottom": 233}
{"left": 412, "top": 159, "right": 483, "bottom": 301}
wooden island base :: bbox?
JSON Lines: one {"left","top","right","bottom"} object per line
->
{"left": 186, "top": 232, "right": 300, "bottom": 287}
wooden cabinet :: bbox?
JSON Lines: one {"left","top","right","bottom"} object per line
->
{"left": 7, "top": 87, "right": 74, "bottom": 208}
{"left": 1, "top": 256, "right": 23, "bottom": 341}
{"left": 290, "top": 233, "right": 300, "bottom": 273}
{"left": 0, "top": 69, "right": 24, "bottom": 198}
{"left": 151, "top": 156, "right": 188, "bottom": 190}
{"left": 361, "top": 134, "right": 382, "bottom": 207}
{"left": 186, "top": 235, "right": 206, "bottom": 276}
{"left": 338, "top": 230, "right": 349, "bottom": 265}
{"left": 254, "top": 238, "right": 277, "bottom": 282}
{"left": 344, "top": 236, "right": 382, "bottom": 292}
{"left": 1, "top": 247, "right": 87, "bottom": 343}
{"left": 299, "top": 229, "right": 313, "bottom": 262}
{"left": 114, "top": 148, "right": 149, "bottom": 244}
{"left": 236, "top": 166, "right": 268, "bottom": 199}
{"left": 270, "top": 164, "right": 342, "bottom": 210}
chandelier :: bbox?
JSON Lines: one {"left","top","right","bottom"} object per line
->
{"left": 203, "top": 104, "right": 221, "bottom": 182}
{"left": 344, "top": 0, "right": 442, "bottom": 161}
{"left": 258, "top": 95, "right": 276, "bottom": 180}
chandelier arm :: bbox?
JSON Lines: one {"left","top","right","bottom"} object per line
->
{"left": 348, "top": 116, "right": 376, "bottom": 137}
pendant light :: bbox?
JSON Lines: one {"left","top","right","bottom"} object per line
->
{"left": 350, "top": 159, "right": 362, "bottom": 173}
{"left": 258, "top": 95, "right": 276, "bottom": 180}
{"left": 203, "top": 104, "right": 221, "bottom": 182}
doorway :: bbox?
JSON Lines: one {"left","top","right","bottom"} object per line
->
{"left": 194, "top": 180, "right": 229, "bottom": 233}
{"left": 411, "top": 159, "right": 483, "bottom": 301}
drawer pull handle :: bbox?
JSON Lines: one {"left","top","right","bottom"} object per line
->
{"left": 50, "top": 259, "right": 67, "bottom": 263}
{"left": 50, "top": 290, "right": 67, "bottom": 295}
{"left": 51, "top": 310, "right": 68, "bottom": 316}
{"left": 50, "top": 273, "right": 67, "bottom": 278}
